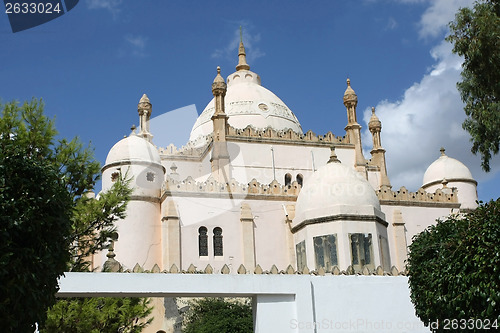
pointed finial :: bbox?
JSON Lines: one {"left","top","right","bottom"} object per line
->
{"left": 236, "top": 29, "right": 250, "bottom": 71}
{"left": 139, "top": 93, "right": 150, "bottom": 104}
{"left": 440, "top": 147, "right": 446, "bottom": 156}
{"left": 343, "top": 78, "right": 358, "bottom": 106}
{"left": 441, "top": 178, "right": 448, "bottom": 187}
{"left": 368, "top": 107, "right": 381, "bottom": 131}
{"left": 212, "top": 66, "right": 227, "bottom": 97}
{"left": 328, "top": 147, "right": 341, "bottom": 164}
{"left": 106, "top": 242, "right": 116, "bottom": 259}
{"left": 130, "top": 124, "right": 137, "bottom": 136}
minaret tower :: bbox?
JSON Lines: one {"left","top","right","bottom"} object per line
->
{"left": 343, "top": 79, "right": 367, "bottom": 175}
{"left": 137, "top": 94, "right": 153, "bottom": 142}
{"left": 368, "top": 107, "right": 391, "bottom": 188}
{"left": 210, "top": 66, "right": 231, "bottom": 182}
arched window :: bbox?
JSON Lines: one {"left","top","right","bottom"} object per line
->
{"left": 284, "top": 173, "right": 292, "bottom": 186}
{"left": 198, "top": 226, "right": 208, "bottom": 256}
{"left": 296, "top": 174, "right": 303, "bottom": 187}
{"left": 213, "top": 227, "right": 223, "bottom": 256}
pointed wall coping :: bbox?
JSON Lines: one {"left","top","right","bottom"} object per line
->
{"left": 107, "top": 262, "right": 406, "bottom": 276}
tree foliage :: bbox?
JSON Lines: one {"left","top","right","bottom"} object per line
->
{"left": 182, "top": 298, "right": 253, "bottom": 333}
{"left": 43, "top": 297, "right": 152, "bottom": 333}
{"left": 0, "top": 139, "right": 73, "bottom": 332}
{"left": 407, "top": 199, "right": 500, "bottom": 332}
{"left": 0, "top": 99, "right": 150, "bottom": 331}
{"left": 447, "top": 0, "right": 500, "bottom": 171}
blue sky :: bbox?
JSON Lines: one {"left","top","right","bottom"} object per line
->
{"left": 1, "top": 0, "right": 498, "bottom": 201}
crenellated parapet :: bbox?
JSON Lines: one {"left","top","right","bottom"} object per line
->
{"left": 161, "top": 175, "right": 300, "bottom": 200}
{"left": 377, "top": 186, "right": 460, "bottom": 207}
{"left": 158, "top": 134, "right": 212, "bottom": 160}
{"left": 226, "top": 124, "right": 348, "bottom": 146}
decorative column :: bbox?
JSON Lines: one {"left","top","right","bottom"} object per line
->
{"left": 392, "top": 209, "right": 407, "bottom": 272}
{"left": 210, "top": 66, "right": 232, "bottom": 182}
{"left": 368, "top": 107, "right": 391, "bottom": 189}
{"left": 137, "top": 94, "right": 153, "bottom": 142}
{"left": 162, "top": 201, "right": 181, "bottom": 270}
{"left": 343, "top": 79, "right": 366, "bottom": 176}
{"left": 240, "top": 203, "right": 256, "bottom": 270}
{"left": 284, "top": 204, "right": 296, "bottom": 268}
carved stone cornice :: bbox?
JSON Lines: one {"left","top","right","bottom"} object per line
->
{"left": 161, "top": 175, "right": 301, "bottom": 202}
{"left": 226, "top": 124, "right": 350, "bottom": 147}
{"left": 377, "top": 186, "right": 460, "bottom": 207}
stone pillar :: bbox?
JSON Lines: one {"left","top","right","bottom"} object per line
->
{"left": 343, "top": 79, "right": 367, "bottom": 176}
{"left": 240, "top": 203, "right": 256, "bottom": 270}
{"left": 284, "top": 204, "right": 296, "bottom": 268}
{"left": 368, "top": 107, "right": 391, "bottom": 188}
{"left": 392, "top": 209, "right": 407, "bottom": 271}
{"left": 210, "top": 67, "right": 232, "bottom": 183}
{"left": 162, "top": 201, "right": 181, "bottom": 270}
{"left": 137, "top": 94, "right": 153, "bottom": 142}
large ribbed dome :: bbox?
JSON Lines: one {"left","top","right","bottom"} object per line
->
{"left": 189, "top": 42, "right": 302, "bottom": 141}
{"left": 293, "top": 152, "right": 381, "bottom": 227}
{"left": 105, "top": 134, "right": 161, "bottom": 165}
{"left": 422, "top": 148, "right": 474, "bottom": 187}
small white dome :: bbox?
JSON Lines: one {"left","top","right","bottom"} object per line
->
{"left": 422, "top": 148, "right": 474, "bottom": 187}
{"left": 105, "top": 134, "right": 161, "bottom": 165}
{"left": 293, "top": 158, "right": 381, "bottom": 226}
{"left": 189, "top": 69, "right": 303, "bottom": 141}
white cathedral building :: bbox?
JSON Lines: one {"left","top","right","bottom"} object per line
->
{"left": 96, "top": 40, "right": 477, "bottom": 304}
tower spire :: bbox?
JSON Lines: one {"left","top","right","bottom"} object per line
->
{"left": 236, "top": 27, "right": 250, "bottom": 71}
{"left": 137, "top": 93, "right": 153, "bottom": 142}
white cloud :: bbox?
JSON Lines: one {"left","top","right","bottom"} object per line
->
{"left": 86, "top": 0, "right": 122, "bottom": 17}
{"left": 362, "top": 39, "right": 500, "bottom": 192}
{"left": 212, "top": 25, "right": 265, "bottom": 64}
{"left": 123, "top": 35, "right": 147, "bottom": 57}
{"left": 417, "top": 0, "right": 475, "bottom": 38}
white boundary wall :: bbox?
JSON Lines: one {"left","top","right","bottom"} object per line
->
{"left": 58, "top": 273, "right": 430, "bottom": 332}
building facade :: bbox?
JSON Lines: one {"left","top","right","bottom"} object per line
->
{"left": 97, "top": 41, "right": 478, "bottom": 332}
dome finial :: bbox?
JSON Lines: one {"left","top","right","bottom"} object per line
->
{"left": 139, "top": 93, "right": 150, "bottom": 104}
{"left": 212, "top": 66, "right": 227, "bottom": 96}
{"left": 328, "top": 147, "right": 341, "bottom": 164}
{"left": 343, "top": 78, "right": 358, "bottom": 105}
{"left": 440, "top": 147, "right": 446, "bottom": 156}
{"left": 368, "top": 107, "right": 381, "bottom": 131}
{"left": 236, "top": 27, "right": 250, "bottom": 71}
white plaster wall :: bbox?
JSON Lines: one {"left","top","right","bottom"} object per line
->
{"left": 425, "top": 181, "right": 478, "bottom": 210}
{"left": 367, "top": 169, "right": 381, "bottom": 190}
{"left": 227, "top": 141, "right": 355, "bottom": 185}
{"left": 174, "top": 196, "right": 242, "bottom": 272}
{"left": 58, "top": 273, "right": 430, "bottom": 333}
{"left": 112, "top": 200, "right": 162, "bottom": 270}
{"left": 170, "top": 197, "right": 292, "bottom": 272}
{"left": 382, "top": 204, "right": 455, "bottom": 270}
{"left": 245, "top": 199, "right": 291, "bottom": 270}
